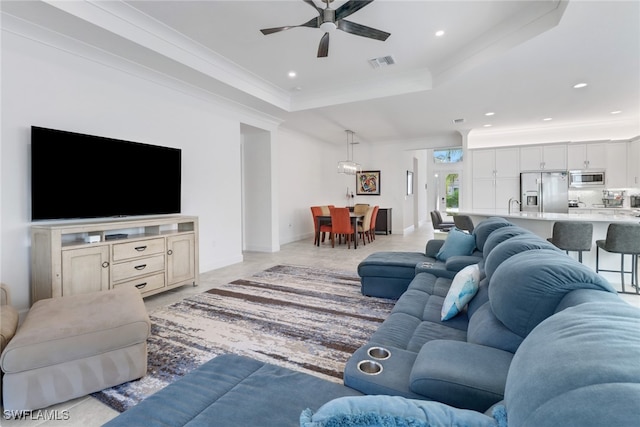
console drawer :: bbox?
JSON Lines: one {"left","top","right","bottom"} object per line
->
{"left": 112, "top": 238, "right": 165, "bottom": 261}
{"left": 112, "top": 254, "right": 165, "bottom": 282}
{"left": 113, "top": 272, "right": 165, "bottom": 294}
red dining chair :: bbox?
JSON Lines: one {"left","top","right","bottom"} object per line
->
{"left": 329, "top": 207, "right": 355, "bottom": 249}
{"left": 311, "top": 206, "right": 332, "bottom": 245}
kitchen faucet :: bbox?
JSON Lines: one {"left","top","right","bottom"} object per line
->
{"left": 508, "top": 197, "right": 521, "bottom": 214}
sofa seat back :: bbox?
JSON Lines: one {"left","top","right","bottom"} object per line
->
{"left": 504, "top": 300, "right": 640, "bottom": 427}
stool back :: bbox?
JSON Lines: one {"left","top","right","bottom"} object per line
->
{"left": 550, "top": 221, "right": 593, "bottom": 252}
{"left": 602, "top": 223, "right": 640, "bottom": 254}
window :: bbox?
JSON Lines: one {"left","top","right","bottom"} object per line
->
{"left": 433, "top": 148, "right": 463, "bottom": 163}
{"left": 445, "top": 173, "right": 459, "bottom": 210}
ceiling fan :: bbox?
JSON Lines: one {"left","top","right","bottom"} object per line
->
{"left": 260, "top": 0, "right": 390, "bottom": 58}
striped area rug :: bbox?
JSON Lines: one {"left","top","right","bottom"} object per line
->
{"left": 92, "top": 264, "right": 395, "bottom": 413}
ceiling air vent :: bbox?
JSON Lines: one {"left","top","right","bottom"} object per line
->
{"left": 452, "top": 118, "right": 465, "bottom": 124}
{"left": 368, "top": 55, "right": 396, "bottom": 69}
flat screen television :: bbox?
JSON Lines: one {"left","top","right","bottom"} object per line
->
{"left": 31, "top": 126, "right": 181, "bottom": 221}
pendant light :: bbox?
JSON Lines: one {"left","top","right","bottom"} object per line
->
{"left": 337, "top": 130, "right": 361, "bottom": 175}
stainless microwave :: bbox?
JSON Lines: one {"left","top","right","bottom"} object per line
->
{"left": 569, "top": 170, "right": 605, "bottom": 188}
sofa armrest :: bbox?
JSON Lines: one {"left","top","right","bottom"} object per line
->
{"left": 409, "top": 340, "right": 513, "bottom": 412}
{"left": 425, "top": 240, "right": 445, "bottom": 258}
{"left": 445, "top": 256, "right": 482, "bottom": 273}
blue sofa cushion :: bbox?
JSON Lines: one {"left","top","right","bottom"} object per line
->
{"left": 436, "top": 228, "right": 476, "bottom": 261}
{"left": 409, "top": 340, "right": 513, "bottom": 412}
{"left": 481, "top": 226, "right": 533, "bottom": 260}
{"left": 483, "top": 234, "right": 561, "bottom": 282}
{"left": 504, "top": 301, "right": 640, "bottom": 427}
{"left": 441, "top": 264, "right": 480, "bottom": 320}
{"left": 466, "top": 302, "right": 524, "bottom": 353}
{"left": 471, "top": 217, "right": 513, "bottom": 252}
{"left": 489, "top": 250, "right": 617, "bottom": 338}
{"left": 103, "top": 354, "right": 362, "bottom": 427}
{"left": 300, "top": 395, "right": 498, "bottom": 427}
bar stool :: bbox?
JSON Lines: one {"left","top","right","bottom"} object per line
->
{"left": 546, "top": 221, "right": 593, "bottom": 263}
{"left": 453, "top": 215, "right": 474, "bottom": 232}
{"left": 595, "top": 223, "right": 640, "bottom": 294}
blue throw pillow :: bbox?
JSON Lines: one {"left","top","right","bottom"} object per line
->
{"left": 441, "top": 264, "right": 481, "bottom": 320}
{"left": 300, "top": 395, "right": 498, "bottom": 427}
{"left": 436, "top": 228, "right": 476, "bottom": 261}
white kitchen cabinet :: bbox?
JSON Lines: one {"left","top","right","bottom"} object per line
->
{"left": 605, "top": 142, "right": 627, "bottom": 188}
{"left": 567, "top": 143, "right": 607, "bottom": 170}
{"left": 471, "top": 148, "right": 520, "bottom": 213}
{"left": 520, "top": 144, "right": 567, "bottom": 171}
{"left": 473, "top": 147, "right": 519, "bottom": 178}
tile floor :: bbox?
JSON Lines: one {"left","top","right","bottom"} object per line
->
{"left": 2, "top": 225, "right": 638, "bottom": 426}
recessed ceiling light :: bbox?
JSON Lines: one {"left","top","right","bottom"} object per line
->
{"left": 543, "top": 117, "right": 553, "bottom": 121}
{"left": 573, "top": 82, "right": 588, "bottom": 89}
{"left": 485, "top": 112, "right": 495, "bottom": 116}
{"left": 435, "top": 30, "right": 445, "bottom": 37}
{"left": 288, "top": 71, "right": 297, "bottom": 78}
{"left": 611, "top": 110, "right": 622, "bottom": 114}
{"left": 483, "top": 124, "right": 492, "bottom": 127}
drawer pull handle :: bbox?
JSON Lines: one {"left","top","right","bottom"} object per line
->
{"left": 134, "top": 264, "right": 147, "bottom": 270}
{"left": 135, "top": 283, "right": 147, "bottom": 289}
{"left": 102, "top": 262, "right": 109, "bottom": 268}
{"left": 134, "top": 246, "right": 147, "bottom": 252}
{"left": 167, "top": 249, "right": 173, "bottom": 255}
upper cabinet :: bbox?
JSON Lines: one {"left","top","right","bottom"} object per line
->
{"left": 520, "top": 144, "right": 567, "bottom": 171}
{"left": 628, "top": 139, "right": 640, "bottom": 187}
{"left": 567, "top": 143, "right": 607, "bottom": 170}
{"left": 471, "top": 147, "right": 520, "bottom": 213}
{"left": 605, "top": 142, "right": 627, "bottom": 188}
{"left": 473, "top": 147, "right": 519, "bottom": 179}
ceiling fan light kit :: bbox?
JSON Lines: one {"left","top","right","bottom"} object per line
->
{"left": 260, "top": 0, "right": 390, "bottom": 58}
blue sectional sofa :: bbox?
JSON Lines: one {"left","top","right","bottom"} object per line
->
{"left": 357, "top": 217, "right": 514, "bottom": 298}
{"left": 105, "top": 217, "right": 640, "bottom": 427}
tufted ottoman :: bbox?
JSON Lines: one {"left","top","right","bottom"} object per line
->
{"left": 0, "top": 287, "right": 150, "bottom": 411}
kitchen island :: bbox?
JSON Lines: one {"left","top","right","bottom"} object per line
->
{"left": 460, "top": 210, "right": 640, "bottom": 291}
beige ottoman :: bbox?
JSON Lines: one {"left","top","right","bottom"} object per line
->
{"left": 0, "top": 287, "right": 150, "bottom": 411}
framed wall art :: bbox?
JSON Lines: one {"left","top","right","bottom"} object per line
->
{"left": 356, "top": 170, "right": 381, "bottom": 195}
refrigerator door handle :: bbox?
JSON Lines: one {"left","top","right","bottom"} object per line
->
{"left": 538, "top": 181, "right": 543, "bottom": 213}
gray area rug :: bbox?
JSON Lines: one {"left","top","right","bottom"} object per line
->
{"left": 92, "top": 264, "right": 394, "bottom": 413}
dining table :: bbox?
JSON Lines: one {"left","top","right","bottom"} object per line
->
{"left": 315, "top": 213, "right": 364, "bottom": 249}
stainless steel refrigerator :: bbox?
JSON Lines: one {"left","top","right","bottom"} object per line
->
{"left": 520, "top": 171, "right": 569, "bottom": 213}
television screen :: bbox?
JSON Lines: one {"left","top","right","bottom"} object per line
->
{"left": 31, "top": 126, "right": 181, "bottom": 221}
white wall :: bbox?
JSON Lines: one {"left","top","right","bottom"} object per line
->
{"left": 1, "top": 30, "right": 246, "bottom": 310}
{"left": 277, "top": 128, "right": 344, "bottom": 245}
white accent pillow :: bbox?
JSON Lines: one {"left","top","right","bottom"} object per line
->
{"left": 441, "top": 264, "right": 481, "bottom": 321}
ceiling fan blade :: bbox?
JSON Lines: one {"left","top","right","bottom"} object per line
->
{"left": 260, "top": 17, "right": 319, "bottom": 35}
{"left": 335, "top": 0, "right": 374, "bottom": 20}
{"left": 317, "top": 32, "right": 329, "bottom": 57}
{"left": 338, "top": 19, "right": 390, "bottom": 41}
{"left": 302, "top": 0, "right": 322, "bottom": 14}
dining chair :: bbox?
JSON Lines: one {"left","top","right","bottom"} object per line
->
{"left": 369, "top": 206, "right": 380, "bottom": 241}
{"left": 357, "top": 206, "right": 375, "bottom": 245}
{"left": 354, "top": 204, "right": 370, "bottom": 216}
{"left": 329, "top": 207, "right": 356, "bottom": 248}
{"left": 310, "top": 206, "right": 332, "bottom": 245}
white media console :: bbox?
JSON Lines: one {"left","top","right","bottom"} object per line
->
{"left": 31, "top": 215, "right": 199, "bottom": 304}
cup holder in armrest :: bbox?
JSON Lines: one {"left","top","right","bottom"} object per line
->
{"left": 367, "top": 346, "right": 390, "bottom": 360}
{"left": 357, "top": 360, "right": 383, "bottom": 375}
